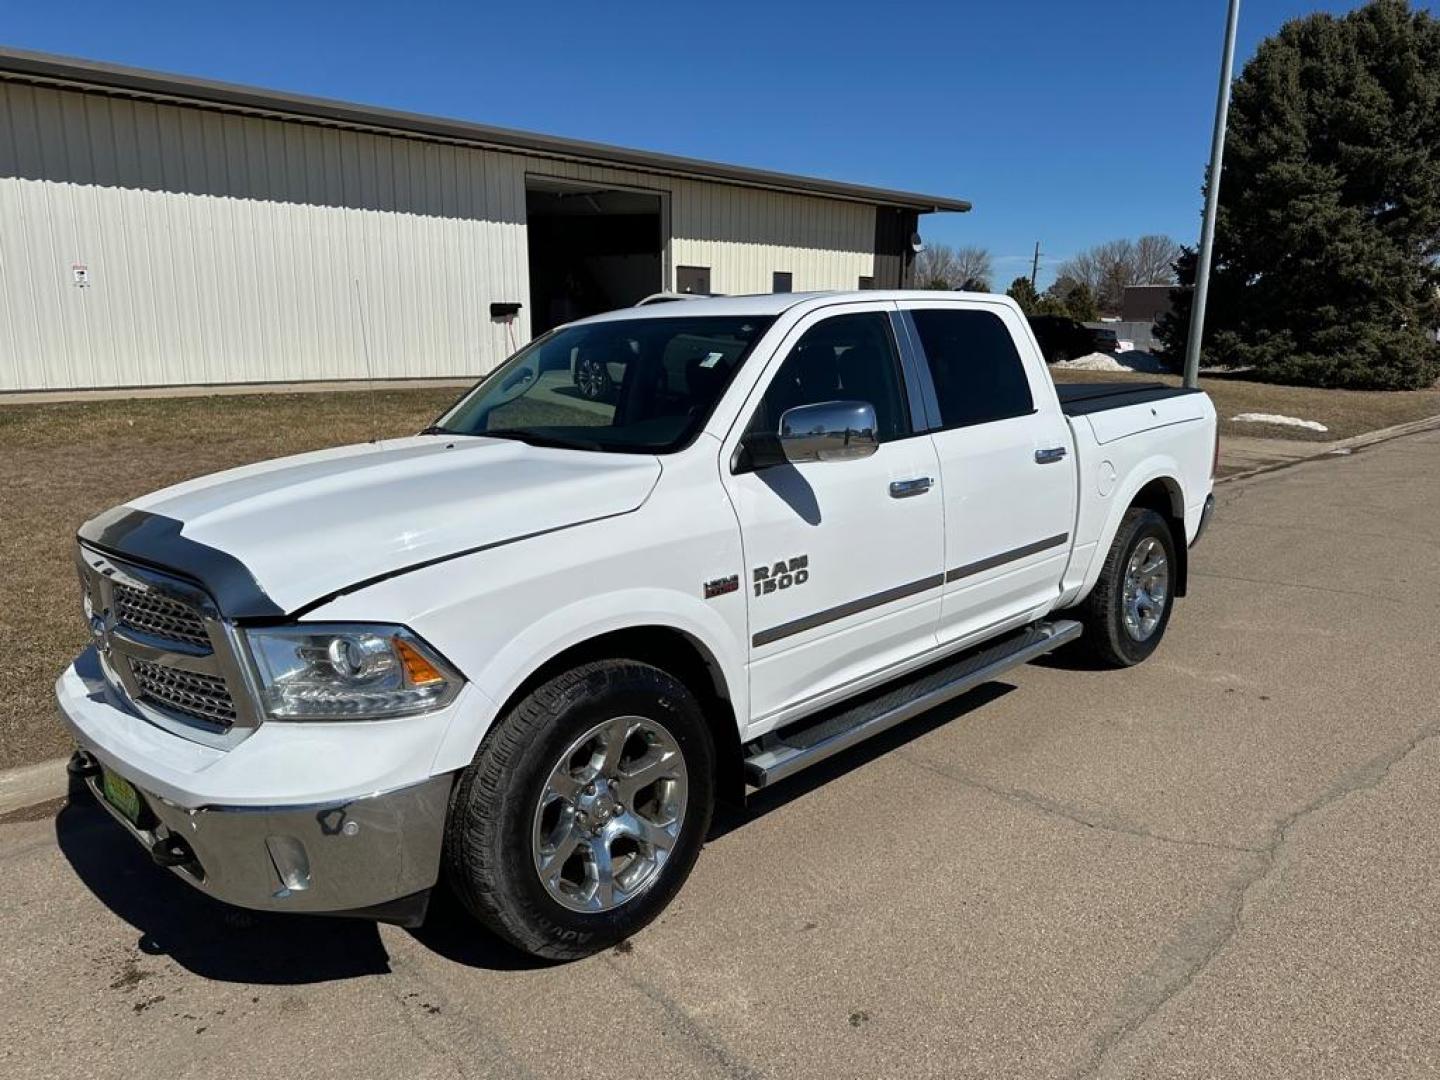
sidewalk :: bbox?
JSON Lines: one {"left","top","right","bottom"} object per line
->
{"left": 1217, "top": 434, "right": 1324, "bottom": 477}
{"left": 1217, "top": 412, "right": 1440, "bottom": 481}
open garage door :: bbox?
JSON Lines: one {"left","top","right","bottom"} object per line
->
{"left": 527, "top": 179, "right": 664, "bottom": 334}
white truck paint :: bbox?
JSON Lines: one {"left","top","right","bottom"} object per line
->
{"left": 58, "top": 290, "right": 1217, "bottom": 955}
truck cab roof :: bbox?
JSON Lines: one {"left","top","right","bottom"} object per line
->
{"left": 575, "top": 289, "right": 1014, "bottom": 324}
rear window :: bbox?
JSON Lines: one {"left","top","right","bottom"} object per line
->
{"left": 911, "top": 309, "right": 1035, "bottom": 429}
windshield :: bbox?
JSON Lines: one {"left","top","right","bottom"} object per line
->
{"left": 433, "top": 315, "right": 775, "bottom": 453}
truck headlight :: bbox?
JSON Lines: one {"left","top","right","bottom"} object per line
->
{"left": 243, "top": 624, "right": 462, "bottom": 720}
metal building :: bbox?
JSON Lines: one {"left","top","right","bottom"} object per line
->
{"left": 0, "top": 48, "right": 969, "bottom": 392}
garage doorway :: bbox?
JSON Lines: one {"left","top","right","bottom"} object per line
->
{"left": 526, "top": 179, "right": 664, "bottom": 334}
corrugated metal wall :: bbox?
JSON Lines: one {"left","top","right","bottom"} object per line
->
{"left": 0, "top": 79, "right": 877, "bottom": 391}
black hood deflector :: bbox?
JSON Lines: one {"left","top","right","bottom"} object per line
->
{"left": 77, "top": 506, "right": 285, "bottom": 619}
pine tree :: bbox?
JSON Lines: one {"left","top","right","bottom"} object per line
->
{"left": 1006, "top": 276, "right": 1041, "bottom": 313}
{"left": 1162, "top": 1, "right": 1440, "bottom": 389}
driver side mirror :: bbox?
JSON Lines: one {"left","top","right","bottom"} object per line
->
{"left": 777, "top": 400, "right": 879, "bottom": 464}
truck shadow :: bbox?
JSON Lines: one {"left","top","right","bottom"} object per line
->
{"left": 713, "top": 681, "right": 1016, "bottom": 838}
{"left": 55, "top": 680, "right": 1017, "bottom": 979}
{"left": 412, "top": 681, "right": 1019, "bottom": 971}
{"left": 54, "top": 786, "right": 397, "bottom": 984}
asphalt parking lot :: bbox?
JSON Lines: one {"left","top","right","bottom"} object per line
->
{"left": 3, "top": 425, "right": 1438, "bottom": 1080}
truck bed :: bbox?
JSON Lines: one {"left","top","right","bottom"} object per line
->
{"left": 1055, "top": 381, "right": 1203, "bottom": 417}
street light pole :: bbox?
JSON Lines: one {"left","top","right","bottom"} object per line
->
{"left": 1183, "top": 0, "right": 1242, "bottom": 389}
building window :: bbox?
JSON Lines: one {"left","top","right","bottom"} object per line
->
{"left": 857, "top": 275, "right": 875, "bottom": 290}
{"left": 677, "top": 266, "right": 711, "bottom": 295}
{"left": 772, "top": 271, "right": 793, "bottom": 294}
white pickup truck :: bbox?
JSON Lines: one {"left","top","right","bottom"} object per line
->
{"left": 60, "top": 291, "right": 1217, "bottom": 959}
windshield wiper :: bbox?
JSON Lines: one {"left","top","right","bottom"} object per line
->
{"left": 418, "top": 424, "right": 457, "bottom": 436}
{"left": 483, "top": 429, "right": 603, "bottom": 452}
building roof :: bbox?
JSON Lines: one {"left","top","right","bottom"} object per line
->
{"left": 0, "top": 46, "right": 972, "bottom": 214}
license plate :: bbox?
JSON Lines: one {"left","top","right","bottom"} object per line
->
{"left": 101, "top": 768, "right": 143, "bottom": 826}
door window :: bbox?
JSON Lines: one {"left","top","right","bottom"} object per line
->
{"left": 911, "top": 309, "right": 1035, "bottom": 429}
{"left": 742, "top": 312, "right": 911, "bottom": 465}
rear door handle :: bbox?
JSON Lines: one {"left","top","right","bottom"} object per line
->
{"left": 1034, "top": 447, "right": 1068, "bottom": 464}
{"left": 889, "top": 477, "right": 933, "bottom": 498}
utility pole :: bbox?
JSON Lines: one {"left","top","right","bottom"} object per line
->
{"left": 1183, "top": 0, "right": 1242, "bottom": 389}
{"left": 1030, "top": 241, "right": 1041, "bottom": 289}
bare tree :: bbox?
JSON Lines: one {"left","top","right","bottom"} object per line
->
{"left": 1056, "top": 236, "right": 1180, "bottom": 314}
{"left": 913, "top": 242, "right": 993, "bottom": 291}
{"left": 914, "top": 243, "right": 960, "bottom": 289}
{"left": 952, "top": 246, "right": 993, "bottom": 292}
{"left": 1130, "top": 234, "right": 1182, "bottom": 286}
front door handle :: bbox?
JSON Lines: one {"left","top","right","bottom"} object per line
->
{"left": 1034, "top": 447, "right": 1068, "bottom": 464}
{"left": 889, "top": 477, "right": 933, "bottom": 498}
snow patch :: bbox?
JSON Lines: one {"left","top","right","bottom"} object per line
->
{"left": 1232, "top": 412, "right": 1329, "bottom": 433}
{"left": 1052, "top": 350, "right": 1170, "bottom": 374}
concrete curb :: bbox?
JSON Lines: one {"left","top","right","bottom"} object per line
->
{"left": 0, "top": 757, "right": 70, "bottom": 817}
{"left": 1218, "top": 412, "right": 1440, "bottom": 485}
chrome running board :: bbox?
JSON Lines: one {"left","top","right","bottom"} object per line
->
{"left": 743, "top": 620, "right": 1082, "bottom": 788}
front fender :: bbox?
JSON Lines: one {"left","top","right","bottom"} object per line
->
{"left": 427, "top": 588, "right": 748, "bottom": 774}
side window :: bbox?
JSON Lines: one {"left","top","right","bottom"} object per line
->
{"left": 911, "top": 308, "right": 1035, "bottom": 428}
{"left": 743, "top": 312, "right": 911, "bottom": 457}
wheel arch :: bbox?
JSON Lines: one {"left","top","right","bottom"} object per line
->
{"left": 1070, "top": 463, "right": 1190, "bottom": 605}
{"left": 1127, "top": 476, "right": 1189, "bottom": 597}
{"left": 438, "top": 621, "right": 747, "bottom": 807}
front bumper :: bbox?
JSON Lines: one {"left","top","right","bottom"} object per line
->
{"left": 71, "top": 751, "right": 451, "bottom": 921}
{"left": 57, "top": 651, "right": 455, "bottom": 921}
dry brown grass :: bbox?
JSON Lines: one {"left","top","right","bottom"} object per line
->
{"left": 0, "top": 387, "right": 460, "bottom": 770}
{"left": 1050, "top": 367, "right": 1440, "bottom": 442}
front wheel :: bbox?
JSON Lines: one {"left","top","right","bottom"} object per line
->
{"left": 443, "top": 660, "right": 715, "bottom": 960}
{"left": 1074, "top": 507, "right": 1177, "bottom": 667}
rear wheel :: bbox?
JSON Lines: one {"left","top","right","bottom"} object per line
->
{"left": 443, "top": 660, "right": 715, "bottom": 960}
{"left": 1075, "top": 507, "right": 1176, "bottom": 667}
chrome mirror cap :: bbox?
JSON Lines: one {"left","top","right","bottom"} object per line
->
{"left": 778, "top": 400, "right": 879, "bottom": 464}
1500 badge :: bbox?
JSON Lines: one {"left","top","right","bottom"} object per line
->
{"left": 753, "top": 555, "right": 809, "bottom": 596}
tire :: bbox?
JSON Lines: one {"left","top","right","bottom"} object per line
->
{"left": 443, "top": 659, "right": 715, "bottom": 960}
{"left": 1075, "top": 507, "right": 1177, "bottom": 668}
{"left": 573, "top": 357, "right": 612, "bottom": 401}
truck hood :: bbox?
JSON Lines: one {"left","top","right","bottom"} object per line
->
{"left": 97, "top": 436, "right": 661, "bottom": 615}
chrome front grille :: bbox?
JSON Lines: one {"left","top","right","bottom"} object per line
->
{"left": 113, "top": 582, "right": 212, "bottom": 649}
{"left": 131, "top": 659, "right": 238, "bottom": 726}
{"left": 77, "top": 543, "right": 259, "bottom": 745}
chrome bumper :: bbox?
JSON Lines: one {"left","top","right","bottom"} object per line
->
{"left": 70, "top": 750, "right": 453, "bottom": 924}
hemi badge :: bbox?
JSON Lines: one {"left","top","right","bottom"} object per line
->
{"left": 703, "top": 574, "right": 739, "bottom": 599}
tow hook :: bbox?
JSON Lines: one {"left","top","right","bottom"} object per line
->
{"left": 67, "top": 750, "right": 101, "bottom": 779}
{"left": 150, "top": 834, "right": 198, "bottom": 870}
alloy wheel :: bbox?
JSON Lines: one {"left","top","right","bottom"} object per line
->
{"left": 531, "top": 715, "right": 688, "bottom": 913}
{"left": 1121, "top": 536, "right": 1169, "bottom": 641}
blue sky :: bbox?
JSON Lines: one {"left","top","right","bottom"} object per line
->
{"left": 2, "top": 0, "right": 1414, "bottom": 287}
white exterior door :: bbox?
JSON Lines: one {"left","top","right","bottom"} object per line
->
{"left": 721, "top": 305, "right": 944, "bottom": 727}
{"left": 898, "top": 300, "right": 1076, "bottom": 645}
